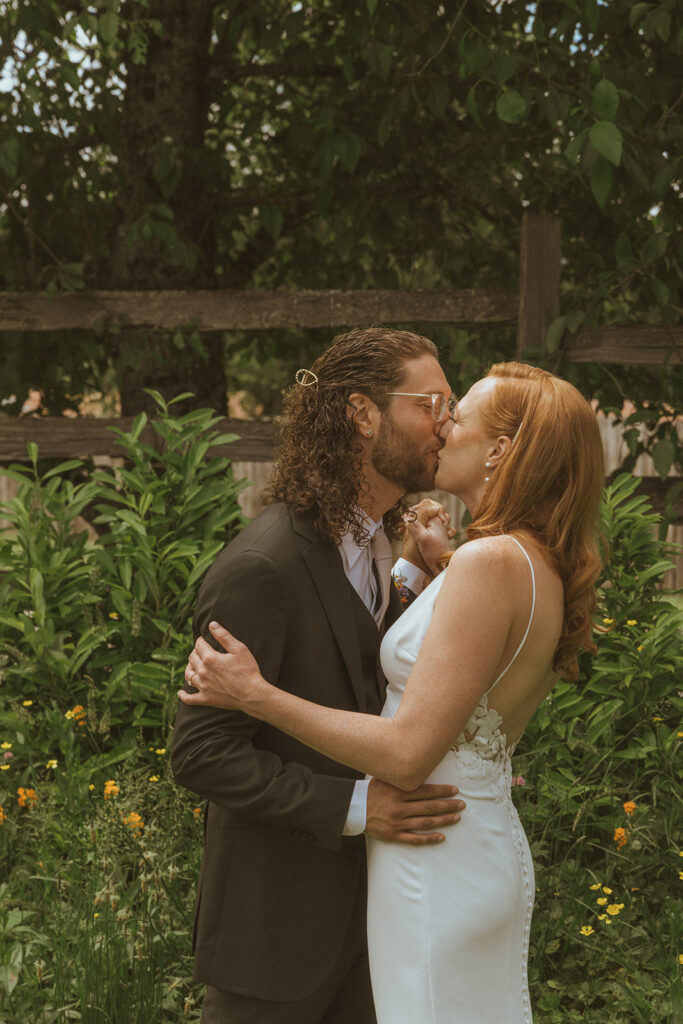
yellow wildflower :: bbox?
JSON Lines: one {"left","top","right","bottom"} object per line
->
{"left": 154, "top": 748, "right": 166, "bottom": 755}
{"left": 120, "top": 811, "right": 144, "bottom": 837}
{"left": 46, "top": 759, "right": 58, "bottom": 770}
{"left": 149, "top": 775, "right": 160, "bottom": 783}
{"left": 679, "top": 871, "right": 683, "bottom": 881}
{"left": 22, "top": 700, "right": 33, "bottom": 707}
{"left": 613, "top": 827, "right": 628, "bottom": 848}
{"left": 597, "top": 897, "right": 608, "bottom": 906}
{"left": 626, "top": 619, "right": 637, "bottom": 626}
{"left": 637, "top": 645, "right": 644, "bottom": 652}
{"left": 602, "top": 886, "right": 613, "bottom": 894}
{"left": 1, "top": 742, "right": 12, "bottom": 750}
{"left": 103, "top": 780, "right": 120, "bottom": 800}
{"left": 677, "top": 732, "right": 683, "bottom": 738}
{"left": 623, "top": 801, "right": 637, "bottom": 815}
{"left": 589, "top": 883, "right": 602, "bottom": 890}
{"left": 108, "top": 612, "right": 120, "bottom": 619}
{"left": 652, "top": 716, "right": 663, "bottom": 722}
{"left": 606, "top": 904, "right": 624, "bottom": 916}
{"left": 598, "top": 913, "right": 607, "bottom": 920}
{"left": 93, "top": 912, "right": 99, "bottom": 918}
{"left": 679, "top": 954, "right": 683, "bottom": 965}
{"left": 580, "top": 925, "right": 594, "bottom": 936}
{"left": 602, "top": 617, "right": 614, "bottom": 625}
{"left": 0, "top": 765, "right": 10, "bottom": 771}
{"left": 88, "top": 784, "right": 95, "bottom": 791}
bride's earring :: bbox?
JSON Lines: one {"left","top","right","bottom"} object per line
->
{"left": 484, "top": 460, "right": 491, "bottom": 483}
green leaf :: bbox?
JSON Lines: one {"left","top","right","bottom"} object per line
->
{"left": 641, "top": 232, "right": 667, "bottom": 264}
{"left": 465, "top": 85, "right": 483, "bottom": 129}
{"left": 652, "top": 438, "right": 675, "bottom": 481}
{"left": 0, "top": 139, "right": 20, "bottom": 179}
{"left": 589, "top": 121, "right": 622, "bottom": 166}
{"left": 496, "top": 90, "right": 526, "bottom": 124}
{"left": 366, "top": 42, "right": 392, "bottom": 80}
{"left": 27, "top": 442, "right": 39, "bottom": 465}
{"left": 366, "top": 0, "right": 379, "bottom": 14}
{"left": 590, "top": 156, "right": 612, "bottom": 208}
{"left": 563, "top": 131, "right": 585, "bottom": 165}
{"left": 545, "top": 316, "right": 567, "bottom": 354}
{"left": 335, "top": 131, "right": 362, "bottom": 173}
{"left": 259, "top": 205, "right": 283, "bottom": 240}
{"left": 98, "top": 11, "right": 119, "bottom": 43}
{"left": 592, "top": 78, "right": 619, "bottom": 121}
{"left": 652, "top": 279, "right": 669, "bottom": 306}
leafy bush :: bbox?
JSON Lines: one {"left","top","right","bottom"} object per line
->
{"left": 0, "top": 418, "right": 680, "bottom": 1024}
{"left": 516, "top": 474, "right": 682, "bottom": 1023}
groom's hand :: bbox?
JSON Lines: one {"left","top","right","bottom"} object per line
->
{"left": 365, "top": 778, "right": 465, "bottom": 845}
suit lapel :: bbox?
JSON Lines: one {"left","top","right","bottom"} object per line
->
{"left": 293, "top": 513, "right": 368, "bottom": 712}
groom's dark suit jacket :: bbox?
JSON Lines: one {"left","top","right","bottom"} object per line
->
{"left": 170, "top": 502, "right": 401, "bottom": 1002}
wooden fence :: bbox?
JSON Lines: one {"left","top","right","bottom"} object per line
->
{"left": 1, "top": 212, "right": 680, "bottom": 581}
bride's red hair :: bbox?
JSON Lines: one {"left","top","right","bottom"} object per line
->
{"left": 467, "top": 362, "right": 605, "bottom": 681}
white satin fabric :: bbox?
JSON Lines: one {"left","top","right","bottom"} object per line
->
{"left": 367, "top": 540, "right": 535, "bottom": 1024}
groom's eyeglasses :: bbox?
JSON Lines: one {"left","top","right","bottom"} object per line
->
{"left": 386, "top": 392, "right": 457, "bottom": 422}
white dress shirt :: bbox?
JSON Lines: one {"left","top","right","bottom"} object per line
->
{"left": 339, "top": 514, "right": 428, "bottom": 835}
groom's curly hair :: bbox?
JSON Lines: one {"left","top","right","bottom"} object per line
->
{"left": 265, "top": 327, "right": 439, "bottom": 545}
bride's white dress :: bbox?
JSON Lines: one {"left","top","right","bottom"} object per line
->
{"left": 367, "top": 538, "right": 536, "bottom": 1024}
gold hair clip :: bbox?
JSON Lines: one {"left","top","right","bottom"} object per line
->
{"left": 295, "top": 368, "right": 319, "bottom": 388}
{"left": 511, "top": 419, "right": 524, "bottom": 445}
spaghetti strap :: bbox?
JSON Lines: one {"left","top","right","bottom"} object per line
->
{"left": 486, "top": 536, "right": 536, "bottom": 695}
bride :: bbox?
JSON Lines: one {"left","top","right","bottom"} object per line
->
{"left": 180, "top": 361, "right": 605, "bottom": 1023}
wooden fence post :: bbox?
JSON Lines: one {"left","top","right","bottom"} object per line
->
{"left": 516, "top": 212, "right": 562, "bottom": 356}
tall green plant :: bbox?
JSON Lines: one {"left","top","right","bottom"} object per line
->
{"left": 516, "top": 474, "right": 682, "bottom": 1022}
{"left": 0, "top": 393, "right": 248, "bottom": 785}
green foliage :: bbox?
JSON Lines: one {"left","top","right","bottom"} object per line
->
{"left": 0, "top": 430, "right": 680, "bottom": 1019}
{"left": 515, "top": 474, "right": 682, "bottom": 1022}
{"left": 0, "top": 0, "right": 680, "bottom": 434}
{"left": 0, "top": 395, "right": 247, "bottom": 787}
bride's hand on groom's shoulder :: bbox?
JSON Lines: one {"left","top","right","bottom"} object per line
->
{"left": 179, "top": 621, "right": 265, "bottom": 713}
{"left": 365, "top": 777, "right": 465, "bottom": 845}
{"left": 400, "top": 498, "right": 454, "bottom": 577}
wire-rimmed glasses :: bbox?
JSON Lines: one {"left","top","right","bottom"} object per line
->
{"left": 386, "top": 392, "right": 457, "bottom": 421}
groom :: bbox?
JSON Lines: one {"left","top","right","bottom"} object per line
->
{"left": 171, "top": 327, "right": 465, "bottom": 1024}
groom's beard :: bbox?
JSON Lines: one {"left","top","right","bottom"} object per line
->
{"left": 371, "top": 412, "right": 440, "bottom": 494}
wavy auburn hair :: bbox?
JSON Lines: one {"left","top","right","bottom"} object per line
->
{"left": 266, "top": 327, "right": 439, "bottom": 544}
{"left": 468, "top": 362, "right": 605, "bottom": 681}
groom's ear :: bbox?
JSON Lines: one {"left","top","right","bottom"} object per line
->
{"left": 347, "top": 392, "right": 377, "bottom": 437}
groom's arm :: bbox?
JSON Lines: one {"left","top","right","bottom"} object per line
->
{"left": 171, "top": 549, "right": 356, "bottom": 853}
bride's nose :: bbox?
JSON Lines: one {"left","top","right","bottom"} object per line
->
{"left": 438, "top": 418, "right": 453, "bottom": 442}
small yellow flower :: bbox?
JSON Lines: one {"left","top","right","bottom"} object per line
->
{"left": 1, "top": 742, "right": 12, "bottom": 750}
{"left": 93, "top": 912, "right": 99, "bottom": 918}
{"left": 679, "top": 871, "right": 683, "bottom": 881}
{"left": 149, "top": 775, "right": 160, "bottom": 783}
{"left": 580, "top": 925, "right": 594, "bottom": 936}
{"left": 103, "top": 780, "right": 120, "bottom": 799}
{"left": 623, "top": 801, "right": 637, "bottom": 815}
{"left": 598, "top": 913, "right": 607, "bottom": 920}
{"left": 0, "top": 765, "right": 10, "bottom": 771}
{"left": 108, "top": 612, "right": 119, "bottom": 620}
{"left": 677, "top": 732, "right": 683, "bottom": 738}
{"left": 602, "top": 617, "right": 614, "bottom": 625}
{"left": 652, "top": 716, "right": 663, "bottom": 722}
{"left": 154, "top": 748, "right": 166, "bottom": 755}
{"left": 22, "top": 700, "right": 33, "bottom": 707}
{"left": 597, "top": 897, "right": 608, "bottom": 906}
{"left": 679, "top": 954, "right": 683, "bottom": 965}
{"left": 89, "top": 784, "right": 95, "bottom": 791}
{"left": 626, "top": 619, "right": 637, "bottom": 626}
{"left": 602, "top": 886, "right": 613, "bottom": 894}
{"left": 589, "top": 883, "right": 602, "bottom": 890}
{"left": 46, "top": 759, "right": 58, "bottom": 770}
{"left": 613, "top": 827, "right": 628, "bottom": 848}
{"left": 637, "top": 645, "right": 644, "bottom": 652}
{"left": 606, "top": 903, "right": 624, "bottom": 915}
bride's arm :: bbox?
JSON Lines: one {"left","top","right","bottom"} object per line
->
{"left": 181, "top": 540, "right": 516, "bottom": 791}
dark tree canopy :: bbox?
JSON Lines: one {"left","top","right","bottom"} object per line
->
{"left": 0, "top": 0, "right": 680, "bottom": 438}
